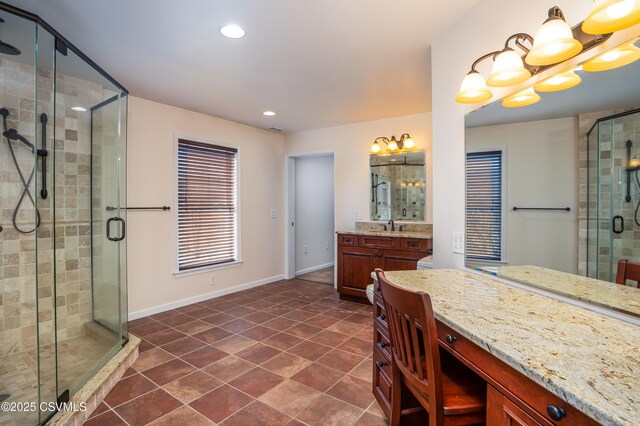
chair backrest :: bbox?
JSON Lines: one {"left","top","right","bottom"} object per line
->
{"left": 616, "top": 259, "right": 640, "bottom": 285}
{"left": 375, "top": 269, "right": 443, "bottom": 422}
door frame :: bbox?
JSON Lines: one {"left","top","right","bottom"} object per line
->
{"left": 284, "top": 150, "right": 337, "bottom": 284}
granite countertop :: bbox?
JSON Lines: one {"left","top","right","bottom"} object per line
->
{"left": 383, "top": 269, "right": 640, "bottom": 426}
{"left": 484, "top": 265, "right": 640, "bottom": 317}
{"left": 339, "top": 230, "right": 432, "bottom": 239}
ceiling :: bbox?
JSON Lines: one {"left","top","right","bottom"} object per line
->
{"left": 4, "top": 0, "right": 479, "bottom": 133}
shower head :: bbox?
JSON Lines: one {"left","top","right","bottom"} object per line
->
{"left": 0, "top": 18, "right": 20, "bottom": 56}
{"left": 3, "top": 128, "right": 34, "bottom": 151}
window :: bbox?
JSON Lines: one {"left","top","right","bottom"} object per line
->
{"left": 466, "top": 150, "right": 504, "bottom": 262}
{"left": 177, "top": 139, "right": 238, "bottom": 271}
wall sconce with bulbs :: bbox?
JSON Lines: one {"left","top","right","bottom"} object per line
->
{"left": 455, "top": 2, "right": 640, "bottom": 107}
{"left": 370, "top": 133, "right": 416, "bottom": 155}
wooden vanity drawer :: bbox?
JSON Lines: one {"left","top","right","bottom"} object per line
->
{"left": 359, "top": 235, "right": 396, "bottom": 249}
{"left": 374, "top": 326, "right": 392, "bottom": 362}
{"left": 338, "top": 234, "right": 357, "bottom": 246}
{"left": 373, "top": 348, "right": 392, "bottom": 407}
{"left": 436, "top": 322, "right": 599, "bottom": 426}
{"left": 400, "top": 238, "right": 429, "bottom": 252}
{"left": 373, "top": 296, "right": 388, "bottom": 329}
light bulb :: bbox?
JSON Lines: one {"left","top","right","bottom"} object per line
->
{"left": 583, "top": 0, "right": 640, "bottom": 34}
{"left": 534, "top": 69, "right": 582, "bottom": 92}
{"left": 583, "top": 40, "right": 640, "bottom": 72}
{"left": 403, "top": 136, "right": 415, "bottom": 150}
{"left": 370, "top": 142, "right": 381, "bottom": 155}
{"left": 487, "top": 49, "right": 531, "bottom": 87}
{"left": 526, "top": 18, "right": 583, "bottom": 66}
{"left": 387, "top": 138, "right": 399, "bottom": 153}
{"left": 455, "top": 71, "right": 493, "bottom": 104}
{"left": 502, "top": 87, "right": 541, "bottom": 108}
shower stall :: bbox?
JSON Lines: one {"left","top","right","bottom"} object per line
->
{"left": 0, "top": 3, "right": 128, "bottom": 425}
{"left": 586, "top": 109, "right": 640, "bottom": 282}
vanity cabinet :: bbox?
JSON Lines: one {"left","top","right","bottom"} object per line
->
{"left": 337, "top": 233, "right": 431, "bottom": 300}
{"left": 371, "top": 282, "right": 600, "bottom": 426}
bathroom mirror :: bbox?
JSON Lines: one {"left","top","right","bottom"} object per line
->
{"left": 464, "top": 37, "right": 640, "bottom": 318}
{"left": 370, "top": 150, "right": 426, "bottom": 221}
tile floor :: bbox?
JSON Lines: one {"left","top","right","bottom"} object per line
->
{"left": 296, "top": 267, "right": 334, "bottom": 286}
{"left": 85, "top": 279, "right": 388, "bottom": 426}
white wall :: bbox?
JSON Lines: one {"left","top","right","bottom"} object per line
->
{"left": 285, "top": 112, "right": 432, "bottom": 233}
{"left": 127, "top": 97, "right": 285, "bottom": 317}
{"left": 294, "top": 155, "right": 335, "bottom": 273}
{"left": 467, "top": 117, "right": 578, "bottom": 272}
{"left": 431, "top": 0, "right": 591, "bottom": 268}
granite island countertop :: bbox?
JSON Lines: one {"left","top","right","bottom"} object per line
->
{"left": 338, "top": 230, "right": 432, "bottom": 239}
{"left": 383, "top": 269, "right": 640, "bottom": 426}
{"left": 479, "top": 265, "right": 640, "bottom": 317}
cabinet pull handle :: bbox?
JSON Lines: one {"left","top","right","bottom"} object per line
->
{"left": 376, "top": 360, "right": 388, "bottom": 368}
{"left": 445, "top": 334, "right": 457, "bottom": 344}
{"left": 377, "top": 342, "right": 387, "bottom": 349}
{"left": 547, "top": 405, "right": 566, "bottom": 421}
{"left": 378, "top": 314, "right": 386, "bottom": 321}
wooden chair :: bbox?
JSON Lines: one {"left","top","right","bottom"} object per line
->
{"left": 615, "top": 259, "right": 640, "bottom": 285}
{"left": 375, "top": 269, "right": 486, "bottom": 426}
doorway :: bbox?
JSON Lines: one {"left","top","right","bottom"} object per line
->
{"left": 285, "top": 153, "right": 336, "bottom": 286}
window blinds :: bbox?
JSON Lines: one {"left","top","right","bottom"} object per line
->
{"left": 466, "top": 150, "right": 503, "bottom": 262}
{"left": 177, "top": 139, "right": 238, "bottom": 271}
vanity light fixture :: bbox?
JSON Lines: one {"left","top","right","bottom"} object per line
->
{"left": 534, "top": 68, "right": 582, "bottom": 92}
{"left": 370, "top": 133, "right": 416, "bottom": 156}
{"left": 583, "top": 39, "right": 640, "bottom": 71}
{"left": 487, "top": 33, "right": 535, "bottom": 87}
{"left": 526, "top": 7, "right": 583, "bottom": 66}
{"left": 583, "top": 0, "right": 640, "bottom": 34}
{"left": 455, "top": 71, "right": 493, "bottom": 104}
{"left": 502, "top": 87, "right": 541, "bottom": 108}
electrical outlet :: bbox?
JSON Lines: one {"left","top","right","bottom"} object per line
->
{"left": 271, "top": 209, "right": 278, "bottom": 218}
{"left": 209, "top": 275, "right": 216, "bottom": 285}
{"left": 355, "top": 209, "right": 363, "bottom": 220}
{"left": 304, "top": 245, "right": 309, "bottom": 254}
{"left": 452, "top": 232, "right": 465, "bottom": 254}
{"left": 325, "top": 241, "right": 330, "bottom": 250}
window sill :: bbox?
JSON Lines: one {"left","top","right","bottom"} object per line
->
{"left": 173, "top": 260, "right": 244, "bottom": 278}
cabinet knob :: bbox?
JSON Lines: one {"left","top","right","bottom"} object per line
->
{"left": 377, "top": 342, "right": 387, "bottom": 349}
{"left": 378, "top": 314, "right": 386, "bottom": 321}
{"left": 445, "top": 334, "right": 457, "bottom": 344}
{"left": 376, "top": 360, "right": 388, "bottom": 368}
{"left": 547, "top": 405, "right": 566, "bottom": 421}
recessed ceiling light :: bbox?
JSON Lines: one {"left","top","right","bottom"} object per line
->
{"left": 71, "top": 106, "right": 87, "bottom": 112}
{"left": 220, "top": 24, "right": 246, "bottom": 39}
{"left": 263, "top": 111, "right": 276, "bottom": 116}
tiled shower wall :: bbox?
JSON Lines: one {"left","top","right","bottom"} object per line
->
{"left": 578, "top": 108, "right": 640, "bottom": 281}
{"left": 0, "top": 56, "right": 105, "bottom": 356}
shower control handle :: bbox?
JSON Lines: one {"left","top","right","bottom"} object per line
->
{"left": 106, "top": 217, "right": 126, "bottom": 242}
{"left": 612, "top": 215, "right": 624, "bottom": 234}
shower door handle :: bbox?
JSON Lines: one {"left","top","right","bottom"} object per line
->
{"left": 106, "top": 217, "right": 126, "bottom": 241}
{"left": 612, "top": 215, "right": 624, "bottom": 234}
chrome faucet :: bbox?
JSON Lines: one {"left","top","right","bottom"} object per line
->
{"left": 388, "top": 220, "right": 395, "bottom": 232}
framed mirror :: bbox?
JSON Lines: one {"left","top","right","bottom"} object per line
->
{"left": 464, "top": 36, "right": 640, "bottom": 319}
{"left": 370, "top": 150, "right": 426, "bottom": 221}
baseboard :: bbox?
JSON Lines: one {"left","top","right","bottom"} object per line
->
{"left": 295, "top": 262, "right": 334, "bottom": 276}
{"left": 128, "top": 274, "right": 285, "bottom": 321}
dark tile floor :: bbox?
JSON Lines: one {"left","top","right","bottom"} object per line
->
{"left": 84, "top": 279, "right": 388, "bottom": 426}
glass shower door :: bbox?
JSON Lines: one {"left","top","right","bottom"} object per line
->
{"left": 590, "top": 110, "right": 640, "bottom": 282}
{"left": 53, "top": 44, "right": 127, "bottom": 398}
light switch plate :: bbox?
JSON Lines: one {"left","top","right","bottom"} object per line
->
{"left": 452, "top": 231, "right": 465, "bottom": 254}
{"left": 355, "top": 209, "right": 363, "bottom": 220}
{"left": 271, "top": 209, "right": 278, "bottom": 218}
